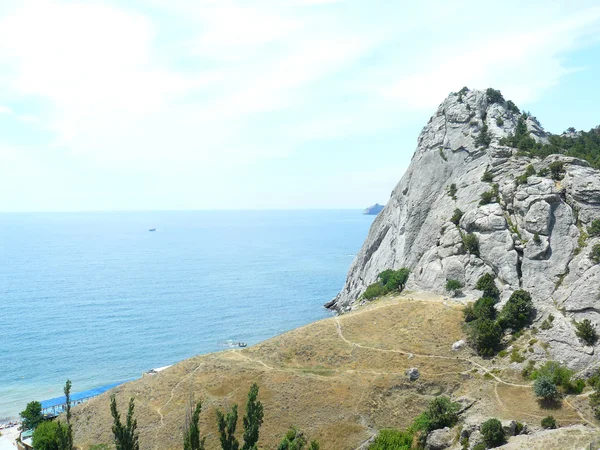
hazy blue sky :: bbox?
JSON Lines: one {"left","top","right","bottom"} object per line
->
{"left": 1, "top": 0, "right": 600, "bottom": 212}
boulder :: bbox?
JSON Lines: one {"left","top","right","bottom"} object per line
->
{"left": 406, "top": 368, "right": 420, "bottom": 381}
{"left": 425, "top": 427, "right": 454, "bottom": 450}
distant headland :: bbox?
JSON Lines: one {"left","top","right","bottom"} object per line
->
{"left": 363, "top": 203, "right": 384, "bottom": 215}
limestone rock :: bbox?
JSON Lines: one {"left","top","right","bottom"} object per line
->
{"left": 406, "top": 367, "right": 420, "bottom": 381}
{"left": 425, "top": 427, "right": 453, "bottom": 450}
{"left": 452, "top": 340, "right": 466, "bottom": 351}
{"left": 329, "top": 89, "right": 600, "bottom": 370}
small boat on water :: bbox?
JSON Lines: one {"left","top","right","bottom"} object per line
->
{"left": 149, "top": 228, "right": 156, "bottom": 232}
{"left": 238, "top": 342, "right": 247, "bottom": 348}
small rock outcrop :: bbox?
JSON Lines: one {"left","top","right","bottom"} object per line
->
{"left": 406, "top": 367, "right": 420, "bottom": 381}
{"left": 363, "top": 203, "right": 385, "bottom": 215}
{"left": 329, "top": 89, "right": 600, "bottom": 370}
{"left": 425, "top": 427, "right": 453, "bottom": 450}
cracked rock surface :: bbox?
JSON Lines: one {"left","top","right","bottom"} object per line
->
{"left": 329, "top": 89, "right": 600, "bottom": 370}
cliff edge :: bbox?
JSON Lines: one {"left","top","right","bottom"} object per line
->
{"left": 329, "top": 88, "right": 600, "bottom": 371}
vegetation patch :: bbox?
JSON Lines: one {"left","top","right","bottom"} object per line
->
{"left": 574, "top": 318, "right": 598, "bottom": 346}
{"left": 362, "top": 268, "right": 410, "bottom": 300}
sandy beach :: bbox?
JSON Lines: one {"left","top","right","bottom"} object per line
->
{"left": 0, "top": 425, "right": 19, "bottom": 450}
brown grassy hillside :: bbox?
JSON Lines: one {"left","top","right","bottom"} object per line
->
{"left": 71, "top": 293, "right": 595, "bottom": 450}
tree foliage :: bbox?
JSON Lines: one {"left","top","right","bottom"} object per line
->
{"left": 588, "top": 219, "right": 600, "bottom": 237}
{"left": 445, "top": 279, "right": 463, "bottom": 296}
{"left": 32, "top": 421, "right": 65, "bottom": 450}
{"left": 450, "top": 208, "right": 463, "bottom": 226}
{"left": 462, "top": 233, "right": 479, "bottom": 256}
{"left": 533, "top": 377, "right": 559, "bottom": 402}
{"left": 362, "top": 268, "right": 410, "bottom": 300}
{"left": 480, "top": 418, "right": 505, "bottom": 448}
{"left": 21, "top": 401, "right": 44, "bottom": 430}
{"left": 541, "top": 416, "right": 557, "bottom": 429}
{"left": 277, "top": 427, "right": 319, "bottom": 450}
{"left": 242, "top": 384, "right": 264, "bottom": 450}
{"left": 184, "top": 400, "right": 205, "bottom": 450}
{"left": 468, "top": 318, "right": 502, "bottom": 356}
{"left": 367, "top": 429, "right": 412, "bottom": 450}
{"left": 591, "top": 243, "right": 600, "bottom": 264}
{"left": 574, "top": 319, "right": 598, "bottom": 346}
{"left": 217, "top": 405, "right": 239, "bottom": 450}
{"left": 499, "top": 290, "right": 535, "bottom": 331}
{"left": 110, "top": 396, "right": 139, "bottom": 450}
{"left": 486, "top": 88, "right": 505, "bottom": 104}
{"left": 475, "top": 273, "right": 499, "bottom": 299}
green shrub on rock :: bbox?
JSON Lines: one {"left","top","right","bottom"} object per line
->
{"left": 480, "top": 418, "right": 505, "bottom": 448}
{"left": 361, "top": 268, "right": 410, "bottom": 300}
{"left": 591, "top": 243, "right": 600, "bottom": 264}
{"left": 541, "top": 416, "right": 556, "bottom": 429}
{"left": 445, "top": 279, "right": 463, "bottom": 296}
{"left": 462, "top": 233, "right": 479, "bottom": 256}
{"left": 450, "top": 208, "right": 463, "bottom": 226}
{"left": 574, "top": 318, "right": 598, "bottom": 346}
{"left": 549, "top": 161, "right": 565, "bottom": 180}
{"left": 498, "top": 290, "right": 535, "bottom": 331}
{"left": 473, "top": 297, "right": 498, "bottom": 321}
{"left": 588, "top": 219, "right": 600, "bottom": 237}
{"left": 475, "top": 273, "right": 499, "bottom": 299}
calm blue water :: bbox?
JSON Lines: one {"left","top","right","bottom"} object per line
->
{"left": 0, "top": 210, "right": 373, "bottom": 420}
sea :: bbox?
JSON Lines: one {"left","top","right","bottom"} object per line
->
{"left": 0, "top": 210, "right": 374, "bottom": 420}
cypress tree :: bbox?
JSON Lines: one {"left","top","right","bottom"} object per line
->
{"left": 110, "top": 395, "right": 139, "bottom": 450}
{"left": 216, "top": 404, "right": 239, "bottom": 450}
{"left": 184, "top": 399, "right": 205, "bottom": 450}
{"left": 242, "top": 384, "right": 264, "bottom": 450}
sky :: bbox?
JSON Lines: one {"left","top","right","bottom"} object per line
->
{"left": 1, "top": 0, "right": 600, "bottom": 212}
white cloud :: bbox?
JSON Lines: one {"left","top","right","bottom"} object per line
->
{"left": 0, "top": 0, "right": 599, "bottom": 210}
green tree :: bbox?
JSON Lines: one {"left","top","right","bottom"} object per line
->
{"left": 242, "top": 384, "right": 264, "bottom": 450}
{"left": 216, "top": 404, "right": 239, "bottom": 450}
{"left": 110, "top": 396, "right": 139, "bottom": 450}
{"left": 423, "top": 396, "right": 460, "bottom": 431}
{"left": 499, "top": 290, "right": 535, "bottom": 331}
{"left": 475, "top": 273, "right": 499, "bottom": 299}
{"left": 486, "top": 88, "right": 505, "bottom": 104}
{"left": 468, "top": 318, "right": 502, "bottom": 356}
{"left": 475, "top": 123, "right": 492, "bottom": 148}
{"left": 56, "top": 380, "right": 73, "bottom": 450}
{"left": 480, "top": 418, "right": 505, "bottom": 448}
{"left": 574, "top": 319, "right": 598, "bottom": 345}
{"left": 183, "top": 400, "right": 205, "bottom": 450}
{"left": 533, "top": 377, "right": 559, "bottom": 402}
{"left": 32, "top": 421, "right": 65, "bottom": 450}
{"left": 472, "top": 297, "right": 498, "bottom": 321}
{"left": 21, "top": 401, "right": 44, "bottom": 430}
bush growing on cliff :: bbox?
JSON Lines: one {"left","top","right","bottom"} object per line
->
{"left": 475, "top": 123, "right": 492, "bottom": 148}
{"left": 445, "top": 279, "right": 463, "bottom": 297}
{"left": 534, "top": 377, "right": 559, "bottom": 402}
{"left": 486, "top": 88, "right": 505, "bottom": 104}
{"left": 574, "top": 319, "right": 598, "bottom": 346}
{"left": 549, "top": 161, "right": 565, "bottom": 180}
{"left": 480, "top": 418, "right": 505, "bottom": 448}
{"left": 450, "top": 208, "right": 463, "bottom": 225}
{"left": 448, "top": 183, "right": 458, "bottom": 200}
{"left": 462, "top": 233, "right": 479, "bottom": 256}
{"left": 498, "top": 290, "right": 535, "bottom": 331}
{"left": 362, "top": 268, "right": 410, "bottom": 300}
{"left": 506, "top": 100, "right": 520, "bottom": 114}
{"left": 591, "top": 244, "right": 600, "bottom": 264}
{"left": 588, "top": 219, "right": 600, "bottom": 237}
{"left": 475, "top": 273, "right": 499, "bottom": 299}
{"left": 481, "top": 168, "right": 494, "bottom": 182}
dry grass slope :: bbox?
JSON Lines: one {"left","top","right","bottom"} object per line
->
{"left": 71, "top": 293, "right": 599, "bottom": 450}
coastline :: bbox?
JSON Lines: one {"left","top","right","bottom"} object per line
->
{"left": 0, "top": 424, "right": 19, "bottom": 450}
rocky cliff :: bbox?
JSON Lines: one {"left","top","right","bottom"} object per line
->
{"left": 330, "top": 89, "right": 600, "bottom": 370}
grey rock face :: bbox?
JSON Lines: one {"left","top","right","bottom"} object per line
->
{"left": 425, "top": 427, "right": 453, "bottom": 450}
{"left": 330, "top": 89, "right": 600, "bottom": 370}
{"left": 406, "top": 367, "right": 420, "bottom": 381}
